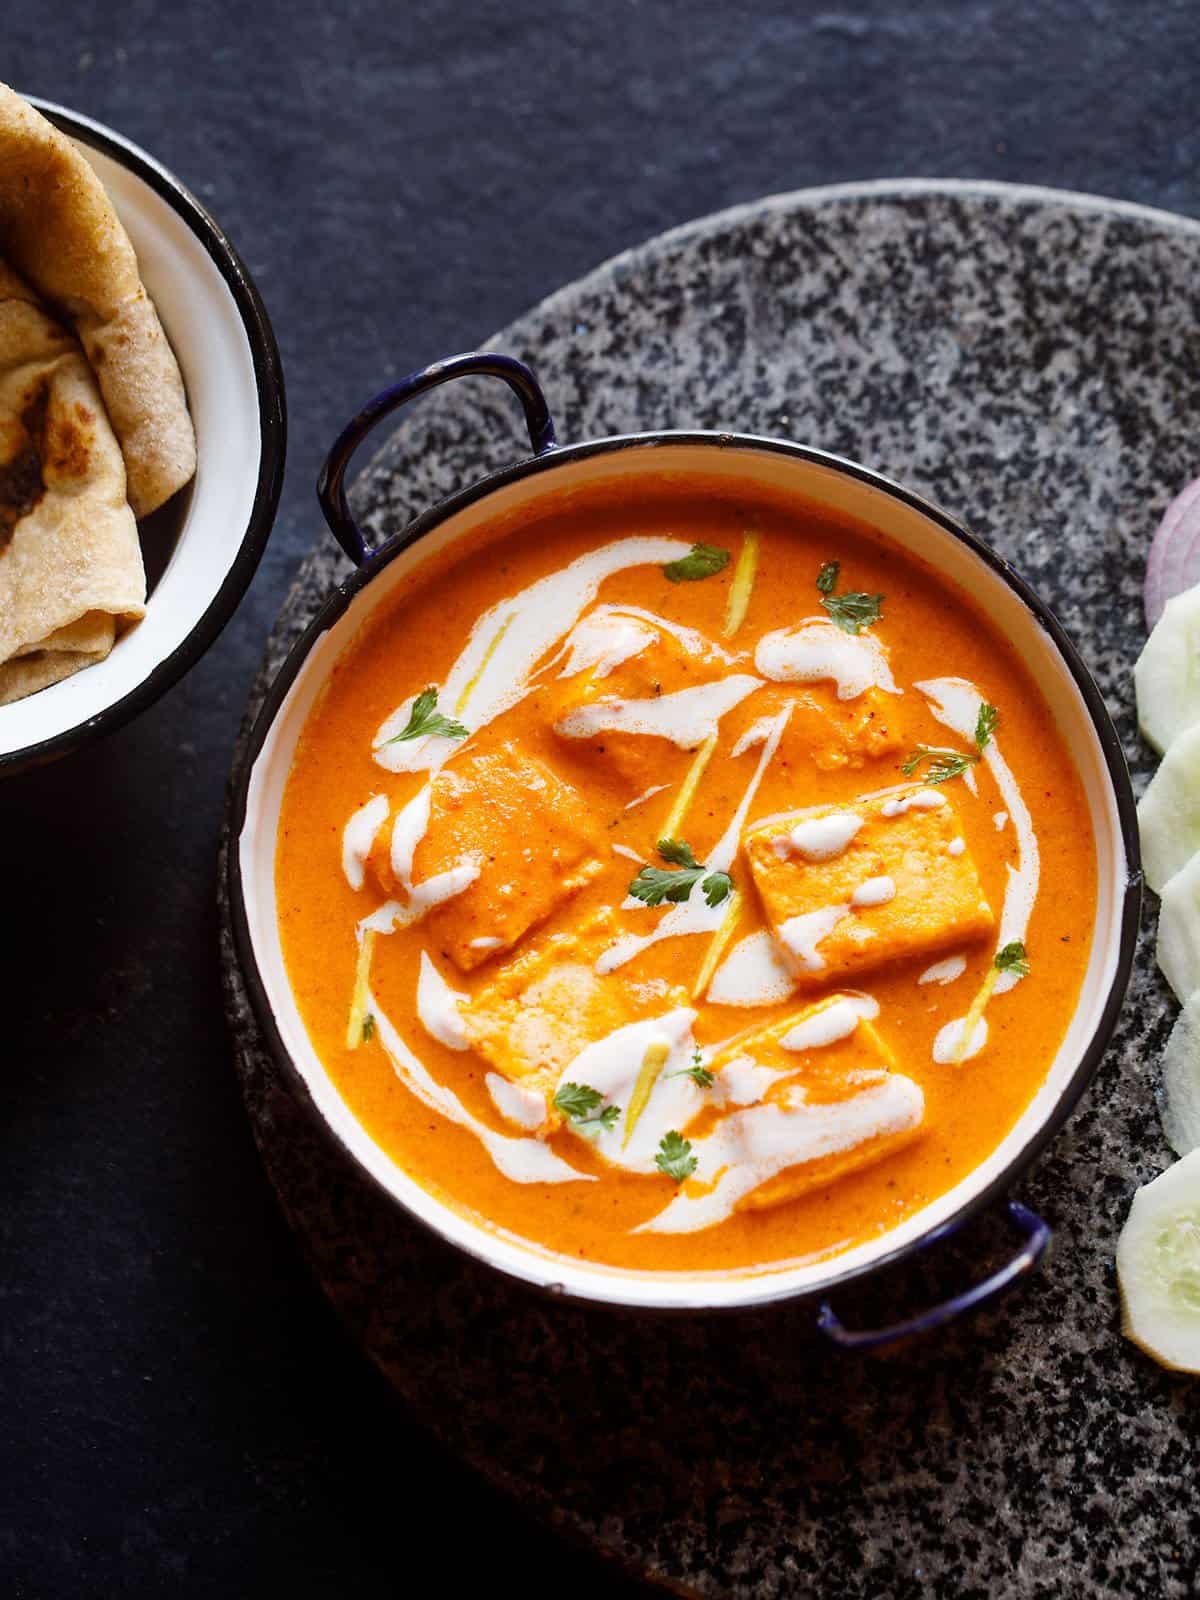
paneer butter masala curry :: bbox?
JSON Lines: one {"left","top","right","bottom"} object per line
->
{"left": 276, "top": 478, "right": 1095, "bottom": 1274}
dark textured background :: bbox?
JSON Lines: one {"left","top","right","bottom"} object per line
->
{"left": 4, "top": 3, "right": 1199, "bottom": 1595}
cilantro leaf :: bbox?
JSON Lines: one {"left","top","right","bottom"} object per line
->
{"left": 821, "top": 590, "right": 885, "bottom": 634}
{"left": 553, "top": 1081, "right": 620, "bottom": 1131}
{"left": 386, "top": 686, "right": 468, "bottom": 745}
{"left": 994, "top": 940, "right": 1030, "bottom": 977}
{"left": 662, "top": 543, "right": 731, "bottom": 582}
{"left": 629, "top": 839, "right": 734, "bottom": 908}
{"left": 902, "top": 700, "right": 1001, "bottom": 784}
{"left": 900, "top": 745, "right": 977, "bottom": 784}
{"left": 629, "top": 864, "right": 704, "bottom": 906}
{"left": 701, "top": 870, "right": 733, "bottom": 908}
{"left": 815, "top": 560, "right": 884, "bottom": 633}
{"left": 655, "top": 1131, "right": 698, "bottom": 1183}
{"left": 657, "top": 837, "right": 700, "bottom": 869}
{"left": 975, "top": 702, "right": 999, "bottom": 750}
{"left": 361, "top": 1013, "right": 375, "bottom": 1043}
{"left": 670, "top": 1051, "right": 714, "bottom": 1089}
{"left": 553, "top": 1081, "right": 603, "bottom": 1119}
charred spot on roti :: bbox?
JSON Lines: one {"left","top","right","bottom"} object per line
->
{"left": 0, "top": 412, "right": 44, "bottom": 549}
{"left": 1, "top": 374, "right": 102, "bottom": 538}
{"left": 41, "top": 394, "right": 96, "bottom": 482}
{"left": 18, "top": 374, "right": 49, "bottom": 445}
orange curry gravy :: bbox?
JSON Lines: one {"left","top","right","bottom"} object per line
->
{"left": 276, "top": 476, "right": 1095, "bottom": 1275}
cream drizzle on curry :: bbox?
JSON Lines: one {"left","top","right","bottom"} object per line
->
{"left": 276, "top": 482, "right": 1096, "bottom": 1274}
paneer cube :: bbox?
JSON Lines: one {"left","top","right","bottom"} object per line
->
{"left": 708, "top": 993, "right": 925, "bottom": 1212}
{"left": 712, "top": 992, "right": 899, "bottom": 1094}
{"left": 745, "top": 685, "right": 902, "bottom": 773}
{"left": 743, "top": 785, "right": 993, "bottom": 986}
{"left": 550, "top": 607, "right": 747, "bottom": 790}
{"left": 461, "top": 911, "right": 688, "bottom": 1110}
{"left": 740, "top": 1084, "right": 924, "bottom": 1211}
{"left": 370, "top": 744, "right": 605, "bottom": 971}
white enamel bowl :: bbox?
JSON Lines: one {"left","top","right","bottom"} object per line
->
{"left": 0, "top": 98, "right": 284, "bottom": 775}
{"left": 230, "top": 405, "right": 1139, "bottom": 1326}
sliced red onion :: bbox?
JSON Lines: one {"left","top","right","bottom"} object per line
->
{"left": 1145, "top": 476, "right": 1200, "bottom": 631}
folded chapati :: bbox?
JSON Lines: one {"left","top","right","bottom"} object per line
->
{"left": 0, "top": 258, "right": 145, "bottom": 704}
{"left": 0, "top": 83, "right": 196, "bottom": 517}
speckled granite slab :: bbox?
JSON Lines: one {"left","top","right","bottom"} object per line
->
{"left": 219, "top": 182, "right": 1200, "bottom": 1597}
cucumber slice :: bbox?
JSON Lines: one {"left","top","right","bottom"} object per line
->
{"left": 1137, "top": 721, "right": 1200, "bottom": 894}
{"left": 1159, "top": 994, "right": 1200, "bottom": 1158}
{"left": 1135, "top": 583, "right": 1200, "bottom": 756}
{"left": 1117, "top": 1148, "right": 1200, "bottom": 1372}
{"left": 1157, "top": 854, "right": 1200, "bottom": 1004}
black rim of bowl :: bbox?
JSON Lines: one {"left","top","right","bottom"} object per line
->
{"left": 0, "top": 95, "right": 287, "bottom": 778}
{"left": 228, "top": 429, "right": 1142, "bottom": 1315}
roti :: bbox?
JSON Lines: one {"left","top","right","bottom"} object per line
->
{"left": 0, "top": 258, "right": 144, "bottom": 705}
{"left": 0, "top": 83, "right": 195, "bottom": 518}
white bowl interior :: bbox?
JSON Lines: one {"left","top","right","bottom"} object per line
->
{"left": 0, "top": 125, "right": 263, "bottom": 759}
{"left": 239, "top": 442, "right": 1128, "bottom": 1311}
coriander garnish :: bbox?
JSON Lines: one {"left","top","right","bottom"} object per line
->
{"left": 816, "top": 560, "right": 884, "bottom": 634}
{"left": 361, "top": 1013, "right": 375, "bottom": 1043}
{"left": 629, "top": 838, "right": 733, "bottom": 908}
{"left": 655, "top": 1131, "right": 698, "bottom": 1183}
{"left": 951, "top": 939, "right": 1031, "bottom": 1066}
{"left": 386, "top": 686, "right": 468, "bottom": 745}
{"left": 974, "top": 702, "right": 998, "bottom": 751}
{"left": 993, "top": 940, "right": 1030, "bottom": 978}
{"left": 900, "top": 747, "right": 977, "bottom": 784}
{"left": 662, "top": 543, "right": 730, "bottom": 582}
{"left": 669, "top": 1050, "right": 714, "bottom": 1089}
{"left": 823, "top": 590, "right": 885, "bottom": 633}
{"left": 553, "top": 1081, "right": 620, "bottom": 1132}
{"left": 902, "top": 702, "right": 999, "bottom": 784}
